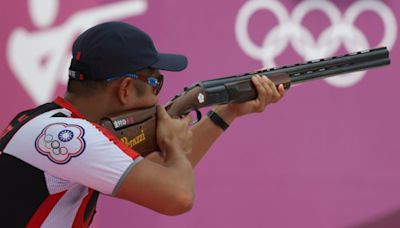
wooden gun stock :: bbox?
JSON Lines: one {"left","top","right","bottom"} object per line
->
{"left": 100, "top": 106, "right": 158, "bottom": 157}
{"left": 100, "top": 47, "right": 390, "bottom": 156}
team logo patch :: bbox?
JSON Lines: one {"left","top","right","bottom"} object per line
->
{"left": 35, "top": 123, "right": 86, "bottom": 164}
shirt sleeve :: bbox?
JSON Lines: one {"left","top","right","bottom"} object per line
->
{"left": 4, "top": 111, "right": 144, "bottom": 195}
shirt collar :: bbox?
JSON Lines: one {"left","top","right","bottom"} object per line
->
{"left": 54, "top": 96, "right": 85, "bottom": 118}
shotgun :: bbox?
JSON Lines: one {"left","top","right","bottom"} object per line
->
{"left": 100, "top": 47, "right": 390, "bottom": 156}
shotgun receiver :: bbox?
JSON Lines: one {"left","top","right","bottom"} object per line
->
{"left": 100, "top": 47, "right": 390, "bottom": 156}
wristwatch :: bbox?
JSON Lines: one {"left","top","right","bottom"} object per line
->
{"left": 207, "top": 110, "right": 229, "bottom": 131}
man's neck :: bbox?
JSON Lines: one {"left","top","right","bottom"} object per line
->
{"left": 63, "top": 93, "right": 112, "bottom": 122}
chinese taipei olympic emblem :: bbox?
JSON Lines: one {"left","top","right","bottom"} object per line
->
{"left": 35, "top": 123, "right": 86, "bottom": 164}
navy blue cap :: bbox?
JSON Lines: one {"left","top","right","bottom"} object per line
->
{"left": 69, "top": 21, "right": 188, "bottom": 80}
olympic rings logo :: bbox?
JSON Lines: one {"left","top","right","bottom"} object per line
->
{"left": 235, "top": 0, "right": 397, "bottom": 88}
{"left": 43, "top": 134, "right": 69, "bottom": 155}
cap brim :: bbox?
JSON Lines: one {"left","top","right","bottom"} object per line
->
{"left": 151, "top": 53, "right": 188, "bottom": 72}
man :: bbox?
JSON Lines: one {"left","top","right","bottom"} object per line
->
{"left": 0, "top": 21, "right": 284, "bottom": 227}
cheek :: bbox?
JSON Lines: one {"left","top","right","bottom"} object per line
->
{"left": 144, "top": 95, "right": 158, "bottom": 106}
{"left": 133, "top": 92, "right": 158, "bottom": 108}
{"left": 148, "top": 94, "right": 158, "bottom": 105}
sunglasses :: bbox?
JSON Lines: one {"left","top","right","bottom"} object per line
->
{"left": 107, "top": 73, "right": 164, "bottom": 95}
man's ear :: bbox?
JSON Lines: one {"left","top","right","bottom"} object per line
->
{"left": 117, "top": 77, "right": 136, "bottom": 105}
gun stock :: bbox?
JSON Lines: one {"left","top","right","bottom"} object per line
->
{"left": 99, "top": 106, "right": 159, "bottom": 157}
{"left": 101, "top": 47, "right": 390, "bottom": 156}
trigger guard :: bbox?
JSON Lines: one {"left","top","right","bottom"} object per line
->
{"left": 192, "top": 109, "right": 202, "bottom": 124}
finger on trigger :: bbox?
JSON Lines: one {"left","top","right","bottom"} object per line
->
{"left": 182, "top": 114, "right": 193, "bottom": 125}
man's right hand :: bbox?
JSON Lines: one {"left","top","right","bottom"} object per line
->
{"left": 156, "top": 105, "right": 193, "bottom": 158}
{"left": 115, "top": 105, "right": 195, "bottom": 216}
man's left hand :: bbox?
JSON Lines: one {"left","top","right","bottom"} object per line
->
{"left": 213, "top": 75, "right": 285, "bottom": 123}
